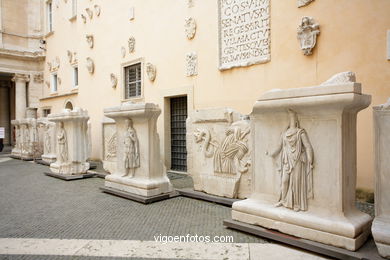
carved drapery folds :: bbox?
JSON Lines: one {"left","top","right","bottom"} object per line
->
{"left": 267, "top": 109, "right": 314, "bottom": 212}
{"left": 123, "top": 119, "right": 140, "bottom": 178}
{"left": 297, "top": 16, "right": 320, "bottom": 56}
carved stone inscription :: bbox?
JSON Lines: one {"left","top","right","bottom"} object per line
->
{"left": 218, "top": 0, "right": 270, "bottom": 70}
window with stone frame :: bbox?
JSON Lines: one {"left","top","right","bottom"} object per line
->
{"left": 72, "top": 0, "right": 77, "bottom": 17}
{"left": 46, "top": 1, "right": 53, "bottom": 32}
{"left": 51, "top": 73, "right": 58, "bottom": 93}
{"left": 124, "top": 63, "right": 142, "bottom": 99}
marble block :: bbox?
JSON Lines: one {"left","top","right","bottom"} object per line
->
{"left": 187, "top": 108, "right": 251, "bottom": 199}
{"left": 48, "top": 108, "right": 90, "bottom": 175}
{"left": 232, "top": 72, "right": 372, "bottom": 251}
{"left": 103, "top": 102, "right": 173, "bottom": 197}
{"left": 37, "top": 118, "right": 57, "bottom": 164}
{"left": 11, "top": 120, "right": 22, "bottom": 158}
{"left": 372, "top": 98, "right": 390, "bottom": 258}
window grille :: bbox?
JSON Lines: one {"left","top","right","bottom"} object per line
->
{"left": 124, "top": 63, "right": 141, "bottom": 99}
{"left": 170, "top": 97, "right": 187, "bottom": 171}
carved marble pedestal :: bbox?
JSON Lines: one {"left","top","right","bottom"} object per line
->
{"left": 372, "top": 99, "right": 390, "bottom": 258}
{"left": 231, "top": 72, "right": 372, "bottom": 251}
{"left": 187, "top": 108, "right": 251, "bottom": 199}
{"left": 47, "top": 108, "right": 90, "bottom": 178}
{"left": 102, "top": 102, "right": 173, "bottom": 203}
{"left": 37, "top": 118, "right": 56, "bottom": 164}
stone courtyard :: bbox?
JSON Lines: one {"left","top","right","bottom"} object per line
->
{"left": 0, "top": 153, "right": 334, "bottom": 259}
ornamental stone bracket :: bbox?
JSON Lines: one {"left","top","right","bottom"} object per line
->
{"left": 103, "top": 102, "right": 173, "bottom": 199}
{"left": 232, "top": 72, "right": 372, "bottom": 251}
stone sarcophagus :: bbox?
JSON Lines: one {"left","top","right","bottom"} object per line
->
{"left": 102, "top": 102, "right": 173, "bottom": 201}
{"left": 37, "top": 118, "right": 56, "bottom": 164}
{"left": 372, "top": 98, "right": 390, "bottom": 258}
{"left": 48, "top": 108, "right": 90, "bottom": 176}
{"left": 231, "top": 72, "right": 372, "bottom": 251}
{"left": 187, "top": 108, "right": 251, "bottom": 199}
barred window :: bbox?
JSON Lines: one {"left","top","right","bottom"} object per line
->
{"left": 124, "top": 63, "right": 142, "bottom": 99}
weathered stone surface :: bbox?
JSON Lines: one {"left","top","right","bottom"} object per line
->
{"left": 187, "top": 108, "right": 251, "bottom": 199}
{"left": 37, "top": 118, "right": 56, "bottom": 164}
{"left": 103, "top": 102, "right": 173, "bottom": 197}
{"left": 102, "top": 117, "right": 116, "bottom": 174}
{"left": 232, "top": 72, "right": 372, "bottom": 251}
{"left": 372, "top": 98, "right": 390, "bottom": 258}
{"left": 48, "top": 108, "right": 90, "bottom": 176}
{"left": 218, "top": 0, "right": 270, "bottom": 70}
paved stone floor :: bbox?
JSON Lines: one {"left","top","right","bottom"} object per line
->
{"left": 0, "top": 156, "right": 337, "bottom": 259}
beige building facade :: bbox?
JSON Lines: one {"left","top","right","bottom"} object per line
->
{"left": 1, "top": 0, "right": 389, "bottom": 190}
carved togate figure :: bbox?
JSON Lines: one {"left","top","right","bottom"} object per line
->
{"left": 268, "top": 109, "right": 314, "bottom": 212}
{"left": 123, "top": 119, "right": 140, "bottom": 177}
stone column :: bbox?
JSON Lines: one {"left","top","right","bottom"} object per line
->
{"left": 48, "top": 108, "right": 90, "bottom": 177}
{"left": 102, "top": 102, "right": 173, "bottom": 201}
{"left": 372, "top": 98, "right": 390, "bottom": 258}
{"left": 231, "top": 72, "right": 372, "bottom": 251}
{"left": 11, "top": 120, "right": 21, "bottom": 158}
{"left": 12, "top": 74, "right": 30, "bottom": 120}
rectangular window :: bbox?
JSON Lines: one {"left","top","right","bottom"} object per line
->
{"left": 124, "top": 63, "right": 142, "bottom": 99}
{"left": 47, "top": 1, "right": 53, "bottom": 32}
{"left": 72, "top": 0, "right": 77, "bottom": 17}
{"left": 73, "top": 66, "right": 78, "bottom": 88}
{"left": 43, "top": 109, "right": 51, "bottom": 117}
{"left": 51, "top": 73, "right": 57, "bottom": 93}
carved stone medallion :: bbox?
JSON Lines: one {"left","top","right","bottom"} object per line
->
{"left": 146, "top": 63, "right": 156, "bottom": 81}
{"left": 86, "top": 57, "right": 94, "bottom": 74}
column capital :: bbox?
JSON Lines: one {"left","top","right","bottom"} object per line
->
{"left": 12, "top": 73, "right": 30, "bottom": 83}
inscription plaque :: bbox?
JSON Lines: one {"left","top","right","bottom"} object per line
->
{"left": 218, "top": 0, "right": 270, "bottom": 70}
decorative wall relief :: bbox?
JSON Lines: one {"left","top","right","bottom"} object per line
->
{"left": 110, "top": 73, "right": 117, "bottom": 88}
{"left": 187, "top": 108, "right": 252, "bottom": 199}
{"left": 94, "top": 5, "right": 101, "bottom": 16}
{"left": 33, "top": 73, "right": 44, "bottom": 83}
{"left": 121, "top": 47, "right": 126, "bottom": 58}
{"left": 102, "top": 118, "right": 116, "bottom": 174}
{"left": 81, "top": 14, "right": 86, "bottom": 23}
{"left": 67, "top": 51, "right": 78, "bottom": 65}
{"left": 187, "top": 0, "right": 194, "bottom": 8}
{"left": 297, "top": 16, "right": 320, "bottom": 56}
{"left": 185, "top": 17, "right": 196, "bottom": 40}
{"left": 128, "top": 36, "right": 135, "bottom": 53}
{"left": 186, "top": 52, "right": 198, "bottom": 77}
{"left": 86, "top": 57, "right": 94, "bottom": 74}
{"left": 85, "top": 8, "right": 93, "bottom": 19}
{"left": 48, "top": 57, "right": 60, "bottom": 72}
{"left": 106, "top": 132, "right": 117, "bottom": 160}
{"left": 86, "top": 34, "right": 94, "bottom": 49}
{"left": 218, "top": 0, "right": 270, "bottom": 70}
{"left": 57, "top": 77, "right": 62, "bottom": 85}
{"left": 267, "top": 109, "right": 314, "bottom": 212}
{"left": 146, "top": 63, "right": 156, "bottom": 81}
{"left": 298, "top": 0, "right": 315, "bottom": 8}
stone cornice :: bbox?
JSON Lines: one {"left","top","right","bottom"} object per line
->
{"left": 0, "top": 48, "right": 45, "bottom": 62}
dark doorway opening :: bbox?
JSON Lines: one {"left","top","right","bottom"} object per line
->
{"left": 170, "top": 96, "right": 188, "bottom": 172}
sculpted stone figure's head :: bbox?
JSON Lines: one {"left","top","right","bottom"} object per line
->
{"left": 125, "top": 119, "right": 133, "bottom": 129}
{"left": 287, "top": 109, "right": 299, "bottom": 128}
{"left": 59, "top": 122, "right": 64, "bottom": 129}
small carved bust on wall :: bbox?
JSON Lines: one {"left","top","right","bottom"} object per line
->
{"left": 185, "top": 17, "right": 196, "bottom": 40}
{"left": 86, "top": 34, "right": 94, "bottom": 49}
{"left": 110, "top": 73, "right": 117, "bottom": 88}
{"left": 86, "top": 57, "right": 94, "bottom": 74}
{"left": 128, "top": 37, "right": 135, "bottom": 53}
